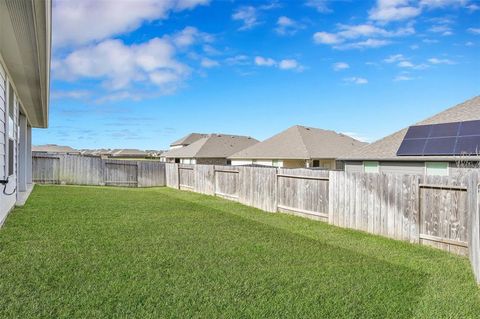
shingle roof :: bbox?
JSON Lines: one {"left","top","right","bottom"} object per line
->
{"left": 170, "top": 133, "right": 208, "bottom": 147}
{"left": 110, "top": 149, "right": 147, "bottom": 157}
{"left": 341, "top": 95, "right": 480, "bottom": 161}
{"left": 229, "top": 125, "right": 367, "bottom": 160}
{"left": 33, "top": 144, "right": 80, "bottom": 154}
{"left": 163, "top": 134, "right": 258, "bottom": 158}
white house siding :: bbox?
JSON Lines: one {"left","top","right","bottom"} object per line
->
{"left": 0, "top": 60, "right": 19, "bottom": 224}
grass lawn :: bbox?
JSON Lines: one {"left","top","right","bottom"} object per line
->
{"left": 0, "top": 185, "right": 479, "bottom": 318}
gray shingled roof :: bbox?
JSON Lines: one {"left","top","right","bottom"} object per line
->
{"left": 33, "top": 144, "right": 80, "bottom": 154}
{"left": 163, "top": 134, "right": 258, "bottom": 158}
{"left": 341, "top": 95, "right": 480, "bottom": 161}
{"left": 229, "top": 125, "right": 367, "bottom": 160}
{"left": 110, "top": 149, "right": 147, "bottom": 157}
{"left": 170, "top": 133, "right": 208, "bottom": 147}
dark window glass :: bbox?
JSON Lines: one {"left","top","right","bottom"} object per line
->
{"left": 312, "top": 160, "right": 320, "bottom": 167}
{"left": 175, "top": 158, "right": 180, "bottom": 163}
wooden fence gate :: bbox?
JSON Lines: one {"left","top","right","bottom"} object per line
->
{"left": 104, "top": 161, "right": 138, "bottom": 187}
{"left": 32, "top": 156, "right": 60, "bottom": 184}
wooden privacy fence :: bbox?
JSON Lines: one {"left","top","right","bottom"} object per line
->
{"left": 165, "top": 163, "right": 480, "bottom": 283}
{"left": 33, "top": 154, "right": 166, "bottom": 187}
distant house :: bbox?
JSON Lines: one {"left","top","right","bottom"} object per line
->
{"left": 341, "top": 96, "right": 480, "bottom": 176}
{"left": 162, "top": 134, "right": 258, "bottom": 165}
{"left": 229, "top": 125, "right": 367, "bottom": 169}
{"left": 169, "top": 133, "right": 208, "bottom": 149}
{"left": 33, "top": 144, "right": 80, "bottom": 155}
{"left": 110, "top": 149, "right": 147, "bottom": 159}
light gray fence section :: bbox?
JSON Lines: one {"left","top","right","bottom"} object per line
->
{"left": 277, "top": 168, "right": 330, "bottom": 221}
{"left": 178, "top": 164, "right": 195, "bottom": 190}
{"left": 165, "top": 163, "right": 179, "bottom": 188}
{"left": 33, "top": 154, "right": 165, "bottom": 187}
{"left": 214, "top": 166, "right": 240, "bottom": 200}
{"left": 195, "top": 165, "right": 215, "bottom": 195}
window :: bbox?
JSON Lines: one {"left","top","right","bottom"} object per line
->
{"left": 312, "top": 160, "right": 320, "bottom": 167}
{"left": 364, "top": 161, "right": 379, "bottom": 173}
{"left": 7, "top": 83, "right": 15, "bottom": 177}
{"left": 175, "top": 158, "right": 180, "bottom": 163}
{"left": 226, "top": 159, "right": 231, "bottom": 165}
{"left": 425, "top": 162, "right": 449, "bottom": 176}
{"left": 272, "top": 159, "right": 281, "bottom": 167}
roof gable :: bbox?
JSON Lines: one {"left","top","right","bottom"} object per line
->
{"left": 229, "top": 125, "right": 367, "bottom": 159}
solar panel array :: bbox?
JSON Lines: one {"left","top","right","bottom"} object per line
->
{"left": 397, "top": 119, "right": 480, "bottom": 156}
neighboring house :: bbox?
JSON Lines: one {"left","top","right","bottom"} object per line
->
{"left": 110, "top": 149, "right": 148, "bottom": 159}
{"left": 169, "top": 133, "right": 208, "bottom": 149}
{"left": 0, "top": 0, "right": 51, "bottom": 223}
{"left": 229, "top": 125, "right": 367, "bottom": 169}
{"left": 341, "top": 96, "right": 480, "bottom": 176}
{"left": 33, "top": 144, "right": 80, "bottom": 155}
{"left": 146, "top": 150, "right": 164, "bottom": 159}
{"left": 162, "top": 134, "right": 258, "bottom": 165}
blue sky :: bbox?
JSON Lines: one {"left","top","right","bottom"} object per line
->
{"left": 36, "top": 0, "right": 480, "bottom": 150}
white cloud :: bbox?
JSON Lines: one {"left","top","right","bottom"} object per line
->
{"left": 254, "top": 56, "right": 276, "bottom": 66}
{"left": 200, "top": 58, "right": 219, "bottom": 68}
{"left": 369, "top": 0, "right": 421, "bottom": 23}
{"left": 225, "top": 55, "right": 250, "bottom": 65}
{"left": 428, "top": 57, "right": 456, "bottom": 64}
{"left": 54, "top": 37, "right": 190, "bottom": 92}
{"left": 423, "top": 38, "right": 440, "bottom": 43}
{"left": 172, "top": 26, "right": 213, "bottom": 48}
{"left": 53, "top": 0, "right": 210, "bottom": 47}
{"left": 429, "top": 24, "right": 453, "bottom": 36}
{"left": 305, "top": 0, "right": 331, "bottom": 13}
{"left": 398, "top": 60, "right": 414, "bottom": 67}
{"left": 394, "top": 74, "right": 414, "bottom": 81}
{"left": 254, "top": 57, "right": 303, "bottom": 71}
{"left": 338, "top": 38, "right": 391, "bottom": 49}
{"left": 384, "top": 54, "right": 406, "bottom": 63}
{"left": 275, "top": 16, "right": 303, "bottom": 35}
{"left": 468, "top": 28, "right": 480, "bottom": 34}
{"left": 344, "top": 77, "right": 368, "bottom": 84}
{"left": 51, "top": 90, "right": 90, "bottom": 99}
{"left": 279, "top": 59, "right": 300, "bottom": 70}
{"left": 232, "top": 6, "right": 259, "bottom": 30}
{"left": 333, "top": 62, "right": 349, "bottom": 71}
{"left": 313, "top": 32, "right": 342, "bottom": 44}
{"left": 313, "top": 24, "right": 414, "bottom": 49}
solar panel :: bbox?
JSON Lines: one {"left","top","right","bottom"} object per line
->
{"left": 397, "top": 119, "right": 480, "bottom": 156}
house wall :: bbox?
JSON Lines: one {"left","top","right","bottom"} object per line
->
{"left": 231, "top": 159, "right": 335, "bottom": 169}
{"left": 196, "top": 158, "right": 228, "bottom": 165}
{"left": 0, "top": 59, "right": 20, "bottom": 224}
{"left": 344, "top": 160, "right": 479, "bottom": 176}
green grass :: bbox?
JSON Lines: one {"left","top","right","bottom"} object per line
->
{"left": 0, "top": 185, "right": 479, "bottom": 318}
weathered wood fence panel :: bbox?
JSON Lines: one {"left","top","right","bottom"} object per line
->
{"left": 467, "top": 171, "right": 480, "bottom": 283}
{"left": 214, "top": 166, "right": 239, "bottom": 200}
{"left": 104, "top": 160, "right": 138, "bottom": 187}
{"left": 33, "top": 155, "right": 60, "bottom": 184}
{"left": 237, "top": 166, "right": 277, "bottom": 212}
{"left": 33, "top": 155, "right": 165, "bottom": 187}
{"left": 328, "top": 172, "right": 420, "bottom": 242}
{"left": 194, "top": 165, "right": 215, "bottom": 195}
{"left": 277, "top": 168, "right": 329, "bottom": 221}
{"left": 165, "top": 163, "right": 179, "bottom": 188}
{"left": 178, "top": 164, "right": 195, "bottom": 190}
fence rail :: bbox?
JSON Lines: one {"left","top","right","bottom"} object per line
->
{"left": 33, "top": 154, "right": 165, "bottom": 187}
